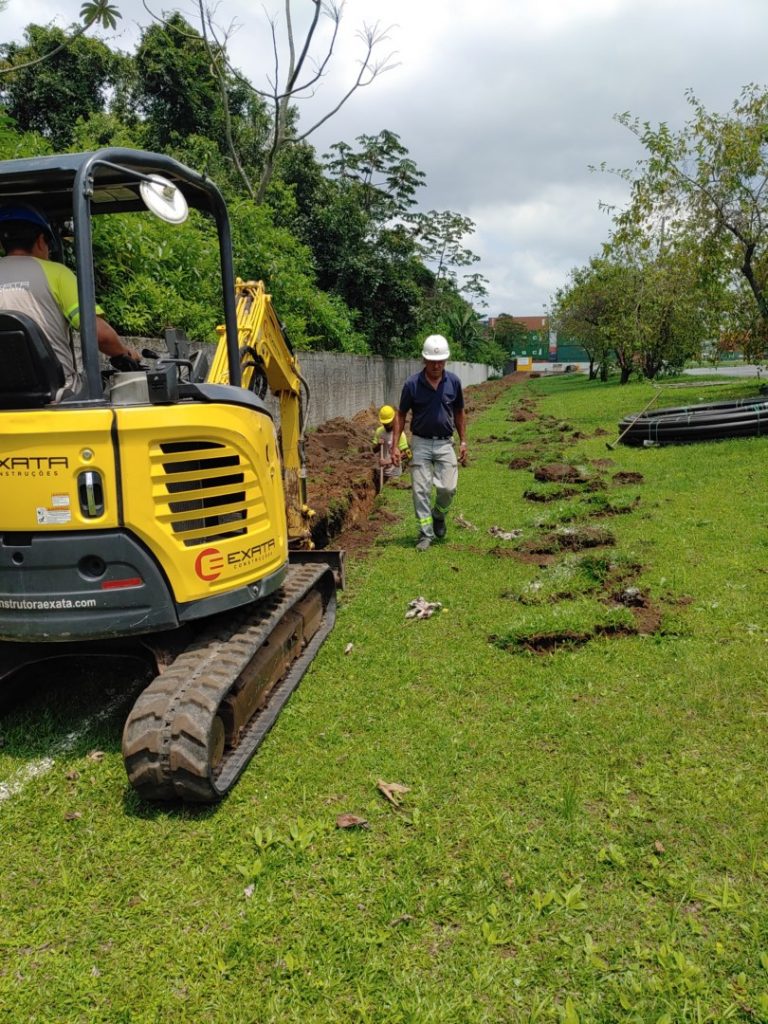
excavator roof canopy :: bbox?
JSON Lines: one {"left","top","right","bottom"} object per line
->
{"left": 0, "top": 148, "right": 223, "bottom": 223}
{"left": 0, "top": 147, "right": 241, "bottom": 397}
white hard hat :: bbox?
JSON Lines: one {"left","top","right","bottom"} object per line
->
{"left": 422, "top": 334, "right": 450, "bottom": 361}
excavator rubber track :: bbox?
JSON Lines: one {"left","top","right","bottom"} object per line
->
{"left": 122, "top": 562, "right": 336, "bottom": 803}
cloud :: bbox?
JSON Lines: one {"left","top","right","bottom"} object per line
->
{"left": 4, "top": 0, "right": 768, "bottom": 314}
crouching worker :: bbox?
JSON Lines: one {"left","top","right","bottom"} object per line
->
{"left": 372, "top": 404, "right": 411, "bottom": 480}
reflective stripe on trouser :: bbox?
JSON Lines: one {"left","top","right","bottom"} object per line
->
{"left": 410, "top": 437, "right": 458, "bottom": 539}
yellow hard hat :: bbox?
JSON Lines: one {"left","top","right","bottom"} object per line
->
{"left": 379, "top": 404, "right": 396, "bottom": 425}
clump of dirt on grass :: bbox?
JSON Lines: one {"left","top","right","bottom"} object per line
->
{"left": 612, "top": 471, "right": 645, "bottom": 485}
{"left": 491, "top": 548, "right": 558, "bottom": 566}
{"left": 518, "top": 526, "right": 616, "bottom": 554}
{"left": 581, "top": 494, "right": 641, "bottom": 518}
{"left": 507, "top": 553, "right": 643, "bottom": 606}
{"left": 508, "top": 457, "right": 533, "bottom": 470}
{"left": 523, "top": 486, "right": 581, "bottom": 503}
{"left": 608, "top": 586, "right": 663, "bottom": 634}
{"left": 491, "top": 629, "right": 596, "bottom": 653}
{"left": 534, "top": 463, "right": 593, "bottom": 484}
{"left": 489, "top": 621, "right": 637, "bottom": 655}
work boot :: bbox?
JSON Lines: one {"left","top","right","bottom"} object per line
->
{"left": 415, "top": 534, "right": 431, "bottom": 552}
{"left": 432, "top": 510, "right": 447, "bottom": 539}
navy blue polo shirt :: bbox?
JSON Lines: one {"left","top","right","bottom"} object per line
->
{"left": 398, "top": 369, "right": 464, "bottom": 438}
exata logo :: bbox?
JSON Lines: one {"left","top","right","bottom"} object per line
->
{"left": 194, "top": 546, "right": 224, "bottom": 582}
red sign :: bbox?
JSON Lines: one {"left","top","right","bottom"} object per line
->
{"left": 194, "top": 546, "right": 224, "bottom": 582}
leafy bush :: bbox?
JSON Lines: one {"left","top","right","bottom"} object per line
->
{"left": 90, "top": 200, "right": 366, "bottom": 351}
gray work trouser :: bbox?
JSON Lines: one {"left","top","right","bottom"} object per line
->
{"left": 410, "top": 437, "right": 458, "bottom": 539}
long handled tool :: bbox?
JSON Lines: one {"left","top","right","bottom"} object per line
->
{"left": 606, "top": 389, "right": 661, "bottom": 450}
{"left": 379, "top": 442, "right": 386, "bottom": 490}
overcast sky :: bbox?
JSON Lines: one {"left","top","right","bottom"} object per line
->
{"left": 4, "top": 0, "right": 768, "bottom": 316}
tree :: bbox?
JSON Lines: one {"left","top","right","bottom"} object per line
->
{"left": 323, "top": 130, "right": 424, "bottom": 221}
{"left": 554, "top": 232, "right": 712, "bottom": 384}
{"left": 132, "top": 12, "right": 269, "bottom": 179}
{"left": 552, "top": 262, "right": 615, "bottom": 380}
{"left": 298, "top": 130, "right": 430, "bottom": 354}
{"left": 409, "top": 209, "right": 480, "bottom": 287}
{"left": 90, "top": 201, "right": 365, "bottom": 352}
{"left": 0, "top": 24, "right": 121, "bottom": 148}
{"left": 460, "top": 272, "right": 489, "bottom": 308}
{"left": 444, "top": 305, "right": 504, "bottom": 367}
{"left": 613, "top": 85, "right": 768, "bottom": 359}
{"left": 0, "top": 2, "right": 120, "bottom": 77}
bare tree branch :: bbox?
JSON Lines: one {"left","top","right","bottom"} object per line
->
{"left": 191, "top": 1, "right": 397, "bottom": 202}
{"left": 197, "top": 0, "right": 255, "bottom": 199}
{"left": 293, "top": 24, "right": 397, "bottom": 143}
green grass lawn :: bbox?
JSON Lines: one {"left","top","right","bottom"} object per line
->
{"left": 1, "top": 373, "right": 767, "bottom": 1023}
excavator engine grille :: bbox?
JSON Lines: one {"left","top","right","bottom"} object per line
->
{"left": 152, "top": 440, "right": 265, "bottom": 547}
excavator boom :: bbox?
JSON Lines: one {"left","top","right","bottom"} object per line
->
{"left": 208, "top": 279, "right": 315, "bottom": 549}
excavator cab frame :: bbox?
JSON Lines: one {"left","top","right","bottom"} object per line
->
{"left": 0, "top": 148, "right": 244, "bottom": 397}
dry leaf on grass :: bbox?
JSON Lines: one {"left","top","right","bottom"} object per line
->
{"left": 336, "top": 813, "right": 369, "bottom": 830}
{"left": 344, "top": 643, "right": 354, "bottom": 655}
{"left": 653, "top": 840, "right": 666, "bottom": 855}
{"left": 64, "top": 811, "right": 82, "bottom": 821}
{"left": 377, "top": 780, "right": 410, "bottom": 807}
{"left": 86, "top": 750, "right": 105, "bottom": 762}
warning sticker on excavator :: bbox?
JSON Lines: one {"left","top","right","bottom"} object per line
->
{"left": 36, "top": 507, "right": 72, "bottom": 525}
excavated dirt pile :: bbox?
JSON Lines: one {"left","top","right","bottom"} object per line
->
{"left": 305, "top": 407, "right": 382, "bottom": 556}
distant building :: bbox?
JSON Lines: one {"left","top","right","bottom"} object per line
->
{"left": 488, "top": 315, "right": 589, "bottom": 364}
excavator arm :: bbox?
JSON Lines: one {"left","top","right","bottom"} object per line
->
{"left": 208, "top": 279, "right": 315, "bottom": 548}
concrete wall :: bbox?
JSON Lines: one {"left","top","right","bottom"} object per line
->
{"left": 126, "top": 340, "right": 493, "bottom": 430}
{"left": 295, "top": 352, "right": 492, "bottom": 429}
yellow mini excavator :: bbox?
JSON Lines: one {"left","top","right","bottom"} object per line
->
{"left": 0, "top": 148, "right": 342, "bottom": 803}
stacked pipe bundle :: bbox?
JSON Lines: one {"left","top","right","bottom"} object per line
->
{"left": 618, "top": 394, "right": 768, "bottom": 446}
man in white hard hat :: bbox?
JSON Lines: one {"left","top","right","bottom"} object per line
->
{"left": 391, "top": 334, "right": 468, "bottom": 551}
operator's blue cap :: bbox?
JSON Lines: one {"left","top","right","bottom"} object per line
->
{"left": 0, "top": 204, "right": 54, "bottom": 241}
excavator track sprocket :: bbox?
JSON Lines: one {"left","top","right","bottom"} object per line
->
{"left": 122, "top": 562, "right": 336, "bottom": 803}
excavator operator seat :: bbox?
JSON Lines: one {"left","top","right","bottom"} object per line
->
{"left": 0, "top": 310, "right": 65, "bottom": 409}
